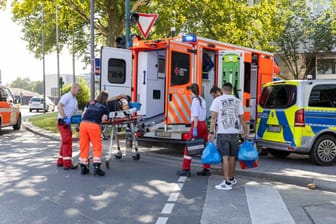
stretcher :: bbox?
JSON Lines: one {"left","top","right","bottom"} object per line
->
{"left": 102, "top": 107, "right": 142, "bottom": 169}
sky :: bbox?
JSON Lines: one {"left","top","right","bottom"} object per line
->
{"left": 0, "top": 8, "right": 89, "bottom": 86}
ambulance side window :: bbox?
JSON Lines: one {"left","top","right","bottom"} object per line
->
{"left": 107, "top": 59, "right": 126, "bottom": 84}
{"left": 0, "top": 87, "right": 6, "bottom": 102}
{"left": 170, "top": 51, "right": 190, "bottom": 86}
{"left": 309, "top": 84, "right": 336, "bottom": 108}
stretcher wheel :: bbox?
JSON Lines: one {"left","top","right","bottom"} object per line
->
{"left": 115, "top": 151, "right": 122, "bottom": 159}
{"left": 132, "top": 153, "right": 140, "bottom": 160}
{"left": 105, "top": 161, "right": 110, "bottom": 169}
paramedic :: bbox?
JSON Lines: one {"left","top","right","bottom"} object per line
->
{"left": 208, "top": 82, "right": 248, "bottom": 190}
{"left": 56, "top": 83, "right": 81, "bottom": 170}
{"left": 177, "top": 83, "right": 211, "bottom": 177}
{"left": 79, "top": 91, "right": 109, "bottom": 176}
{"left": 210, "top": 85, "right": 222, "bottom": 98}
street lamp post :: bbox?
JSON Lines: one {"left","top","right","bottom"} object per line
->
{"left": 90, "top": 0, "right": 95, "bottom": 100}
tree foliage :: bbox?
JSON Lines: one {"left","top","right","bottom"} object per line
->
{"left": 276, "top": 0, "right": 336, "bottom": 79}
{"left": 9, "top": 77, "right": 43, "bottom": 94}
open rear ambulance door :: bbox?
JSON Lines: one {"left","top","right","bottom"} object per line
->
{"left": 100, "top": 47, "right": 132, "bottom": 97}
{"left": 165, "top": 40, "right": 195, "bottom": 126}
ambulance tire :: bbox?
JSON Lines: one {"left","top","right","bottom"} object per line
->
{"left": 13, "top": 115, "right": 22, "bottom": 130}
{"left": 310, "top": 134, "right": 336, "bottom": 166}
{"left": 269, "top": 149, "right": 290, "bottom": 158}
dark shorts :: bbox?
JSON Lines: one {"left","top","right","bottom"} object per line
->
{"left": 217, "top": 134, "right": 241, "bottom": 157}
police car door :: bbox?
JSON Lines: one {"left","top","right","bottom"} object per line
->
{"left": 166, "top": 40, "right": 195, "bottom": 125}
{"left": 100, "top": 47, "right": 132, "bottom": 97}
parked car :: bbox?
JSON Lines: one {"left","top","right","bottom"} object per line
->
{"left": 29, "top": 96, "right": 55, "bottom": 112}
{"left": 255, "top": 79, "right": 336, "bottom": 166}
{"left": 0, "top": 85, "right": 21, "bottom": 132}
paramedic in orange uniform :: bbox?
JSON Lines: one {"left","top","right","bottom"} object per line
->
{"left": 79, "top": 91, "right": 109, "bottom": 176}
{"left": 176, "top": 83, "right": 211, "bottom": 177}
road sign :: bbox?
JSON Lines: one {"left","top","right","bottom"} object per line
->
{"left": 95, "top": 58, "right": 101, "bottom": 76}
{"left": 136, "top": 13, "right": 158, "bottom": 39}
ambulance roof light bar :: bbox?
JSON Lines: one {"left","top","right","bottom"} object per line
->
{"left": 182, "top": 34, "right": 197, "bottom": 43}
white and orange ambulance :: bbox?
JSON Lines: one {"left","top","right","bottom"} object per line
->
{"left": 0, "top": 85, "right": 21, "bottom": 132}
{"left": 100, "top": 35, "right": 278, "bottom": 144}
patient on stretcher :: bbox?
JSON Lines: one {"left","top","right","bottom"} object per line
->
{"left": 107, "top": 94, "right": 131, "bottom": 112}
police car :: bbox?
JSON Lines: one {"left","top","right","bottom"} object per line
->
{"left": 0, "top": 85, "right": 21, "bottom": 132}
{"left": 255, "top": 79, "right": 336, "bottom": 166}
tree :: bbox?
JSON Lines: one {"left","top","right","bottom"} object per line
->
{"left": 276, "top": 0, "right": 336, "bottom": 79}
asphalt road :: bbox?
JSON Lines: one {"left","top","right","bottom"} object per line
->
{"left": 1, "top": 126, "right": 336, "bottom": 224}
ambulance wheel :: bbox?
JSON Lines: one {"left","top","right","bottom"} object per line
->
{"left": 310, "top": 134, "right": 336, "bottom": 166}
{"left": 132, "top": 153, "right": 140, "bottom": 160}
{"left": 115, "top": 152, "right": 122, "bottom": 159}
{"left": 269, "top": 149, "right": 290, "bottom": 158}
{"left": 105, "top": 161, "right": 110, "bottom": 169}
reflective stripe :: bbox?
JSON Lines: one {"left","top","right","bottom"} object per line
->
{"left": 184, "top": 155, "right": 192, "bottom": 160}
{"left": 63, "top": 157, "right": 72, "bottom": 160}
{"left": 79, "top": 158, "right": 88, "bottom": 163}
{"left": 93, "top": 157, "right": 101, "bottom": 163}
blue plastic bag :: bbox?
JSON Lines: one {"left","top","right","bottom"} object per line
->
{"left": 238, "top": 141, "right": 259, "bottom": 161}
{"left": 201, "top": 142, "right": 222, "bottom": 164}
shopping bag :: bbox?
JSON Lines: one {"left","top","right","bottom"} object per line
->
{"left": 238, "top": 140, "right": 259, "bottom": 169}
{"left": 201, "top": 142, "right": 222, "bottom": 164}
{"left": 185, "top": 138, "right": 205, "bottom": 155}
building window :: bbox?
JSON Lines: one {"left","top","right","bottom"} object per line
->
{"left": 317, "top": 58, "right": 336, "bottom": 75}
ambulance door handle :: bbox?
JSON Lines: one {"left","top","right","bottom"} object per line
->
{"left": 143, "top": 70, "right": 146, "bottom": 85}
{"left": 169, "top": 94, "right": 172, "bottom": 101}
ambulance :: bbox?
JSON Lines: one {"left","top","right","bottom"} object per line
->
{"left": 0, "top": 85, "right": 21, "bottom": 133}
{"left": 255, "top": 79, "right": 336, "bottom": 165}
{"left": 100, "top": 35, "right": 278, "bottom": 144}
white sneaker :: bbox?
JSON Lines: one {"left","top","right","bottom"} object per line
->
{"left": 230, "top": 178, "right": 237, "bottom": 185}
{"left": 215, "top": 181, "right": 232, "bottom": 190}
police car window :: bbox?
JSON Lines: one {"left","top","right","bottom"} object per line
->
{"left": 309, "top": 84, "right": 336, "bottom": 108}
{"left": 170, "top": 51, "right": 190, "bottom": 86}
{"left": 107, "top": 59, "right": 126, "bottom": 84}
{"left": 260, "top": 85, "right": 296, "bottom": 108}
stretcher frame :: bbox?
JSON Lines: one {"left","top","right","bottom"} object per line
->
{"left": 101, "top": 108, "right": 141, "bottom": 169}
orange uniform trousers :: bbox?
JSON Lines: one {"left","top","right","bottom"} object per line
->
{"left": 79, "top": 121, "right": 103, "bottom": 165}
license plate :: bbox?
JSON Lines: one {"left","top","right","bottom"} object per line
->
{"left": 155, "top": 131, "right": 171, "bottom": 137}
{"left": 268, "top": 125, "right": 281, "bottom": 132}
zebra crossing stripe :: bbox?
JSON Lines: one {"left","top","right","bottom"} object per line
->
{"left": 245, "top": 182, "right": 295, "bottom": 224}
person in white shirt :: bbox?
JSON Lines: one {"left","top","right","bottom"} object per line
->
{"left": 208, "top": 82, "right": 248, "bottom": 190}
{"left": 176, "top": 83, "right": 211, "bottom": 177}
{"left": 56, "top": 83, "right": 81, "bottom": 170}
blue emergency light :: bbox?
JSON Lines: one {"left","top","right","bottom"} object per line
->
{"left": 182, "top": 34, "right": 197, "bottom": 43}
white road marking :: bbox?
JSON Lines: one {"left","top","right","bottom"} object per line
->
{"left": 155, "top": 217, "right": 168, "bottom": 224}
{"left": 178, "top": 176, "right": 187, "bottom": 182}
{"left": 161, "top": 203, "right": 175, "bottom": 214}
{"left": 168, "top": 192, "right": 180, "bottom": 202}
{"left": 245, "top": 182, "right": 295, "bottom": 224}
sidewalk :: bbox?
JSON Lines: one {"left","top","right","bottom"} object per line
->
{"left": 23, "top": 120, "right": 336, "bottom": 192}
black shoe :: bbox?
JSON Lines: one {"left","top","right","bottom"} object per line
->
{"left": 197, "top": 168, "right": 211, "bottom": 176}
{"left": 176, "top": 169, "right": 191, "bottom": 177}
{"left": 80, "top": 164, "right": 90, "bottom": 175}
{"left": 93, "top": 163, "right": 105, "bottom": 176}
{"left": 64, "top": 164, "right": 78, "bottom": 170}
